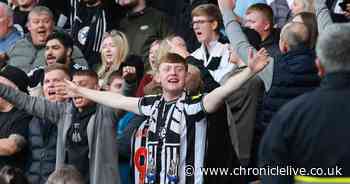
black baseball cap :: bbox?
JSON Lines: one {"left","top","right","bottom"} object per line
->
{"left": 0, "top": 64, "right": 29, "bottom": 94}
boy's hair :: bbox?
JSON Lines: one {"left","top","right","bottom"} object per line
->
{"left": 107, "top": 69, "right": 123, "bottom": 86}
{"left": 47, "top": 30, "right": 74, "bottom": 50}
{"left": 44, "top": 63, "right": 71, "bottom": 78}
{"left": 159, "top": 53, "right": 188, "bottom": 71}
{"left": 191, "top": 4, "right": 222, "bottom": 32}
{"left": 72, "top": 69, "right": 98, "bottom": 82}
{"left": 46, "top": 165, "right": 84, "bottom": 184}
{"left": 246, "top": 3, "right": 274, "bottom": 26}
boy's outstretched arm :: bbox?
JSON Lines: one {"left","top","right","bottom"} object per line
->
{"left": 61, "top": 80, "right": 141, "bottom": 115}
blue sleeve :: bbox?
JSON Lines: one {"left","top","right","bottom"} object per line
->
{"left": 234, "top": 0, "right": 267, "bottom": 17}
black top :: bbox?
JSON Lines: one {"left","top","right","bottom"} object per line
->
{"left": 66, "top": 105, "right": 96, "bottom": 183}
{"left": 70, "top": 0, "right": 124, "bottom": 69}
{"left": 0, "top": 108, "right": 32, "bottom": 170}
{"left": 13, "top": 8, "right": 29, "bottom": 33}
{"left": 27, "top": 117, "right": 57, "bottom": 184}
{"left": 260, "top": 28, "right": 281, "bottom": 58}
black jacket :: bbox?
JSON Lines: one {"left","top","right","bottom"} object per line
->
{"left": 261, "top": 47, "right": 320, "bottom": 130}
{"left": 260, "top": 28, "right": 281, "bottom": 58}
{"left": 26, "top": 118, "right": 57, "bottom": 184}
{"left": 259, "top": 72, "right": 350, "bottom": 184}
{"left": 70, "top": 1, "right": 125, "bottom": 69}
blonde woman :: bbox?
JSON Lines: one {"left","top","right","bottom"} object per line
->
{"left": 98, "top": 30, "right": 145, "bottom": 90}
{"left": 135, "top": 40, "right": 161, "bottom": 96}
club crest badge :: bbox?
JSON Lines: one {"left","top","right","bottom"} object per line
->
{"left": 78, "top": 26, "right": 90, "bottom": 45}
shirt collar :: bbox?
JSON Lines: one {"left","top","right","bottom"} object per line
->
{"left": 321, "top": 71, "right": 350, "bottom": 89}
{"left": 202, "top": 39, "right": 219, "bottom": 55}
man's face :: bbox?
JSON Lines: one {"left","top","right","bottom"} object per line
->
{"left": 45, "top": 39, "right": 69, "bottom": 66}
{"left": 244, "top": 11, "right": 270, "bottom": 38}
{"left": 17, "top": 0, "right": 35, "bottom": 8}
{"left": 291, "top": 0, "right": 304, "bottom": 15}
{"left": 43, "top": 70, "right": 70, "bottom": 102}
{"left": 72, "top": 75, "right": 98, "bottom": 109}
{"left": 101, "top": 36, "right": 118, "bottom": 65}
{"left": 0, "top": 7, "right": 11, "bottom": 39}
{"left": 157, "top": 62, "right": 187, "bottom": 95}
{"left": 192, "top": 16, "right": 217, "bottom": 43}
{"left": 108, "top": 77, "right": 123, "bottom": 93}
{"left": 27, "top": 12, "right": 54, "bottom": 46}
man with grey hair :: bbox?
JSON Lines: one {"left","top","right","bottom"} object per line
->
{"left": 7, "top": 6, "right": 88, "bottom": 73}
{"left": 259, "top": 23, "right": 350, "bottom": 183}
{"left": 0, "top": 2, "right": 22, "bottom": 56}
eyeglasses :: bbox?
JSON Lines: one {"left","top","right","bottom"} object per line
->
{"left": 191, "top": 19, "right": 214, "bottom": 27}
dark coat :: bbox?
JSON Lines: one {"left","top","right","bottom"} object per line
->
{"left": 259, "top": 72, "right": 350, "bottom": 184}
{"left": 261, "top": 47, "right": 321, "bottom": 130}
{"left": 26, "top": 118, "right": 57, "bottom": 184}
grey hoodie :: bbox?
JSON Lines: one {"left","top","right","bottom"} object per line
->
{"left": 0, "top": 81, "right": 136, "bottom": 184}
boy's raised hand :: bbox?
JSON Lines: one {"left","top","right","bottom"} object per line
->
{"left": 122, "top": 66, "right": 137, "bottom": 83}
{"left": 217, "top": 0, "right": 236, "bottom": 12}
{"left": 247, "top": 47, "right": 269, "bottom": 73}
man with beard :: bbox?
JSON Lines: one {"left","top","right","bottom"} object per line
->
{"left": 0, "top": 67, "right": 137, "bottom": 184}
{"left": 70, "top": 0, "right": 125, "bottom": 69}
{"left": 7, "top": 6, "right": 88, "bottom": 73}
{"left": 118, "top": 0, "right": 172, "bottom": 65}
{"left": 27, "top": 31, "right": 88, "bottom": 93}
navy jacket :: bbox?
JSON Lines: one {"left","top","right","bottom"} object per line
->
{"left": 261, "top": 47, "right": 320, "bottom": 130}
{"left": 26, "top": 118, "right": 57, "bottom": 184}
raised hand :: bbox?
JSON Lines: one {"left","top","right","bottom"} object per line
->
{"left": 228, "top": 45, "right": 245, "bottom": 67}
{"left": 217, "top": 0, "right": 236, "bottom": 12}
{"left": 247, "top": 47, "right": 269, "bottom": 73}
{"left": 168, "top": 40, "right": 190, "bottom": 59}
{"left": 55, "top": 79, "right": 80, "bottom": 98}
{"left": 122, "top": 66, "right": 137, "bottom": 82}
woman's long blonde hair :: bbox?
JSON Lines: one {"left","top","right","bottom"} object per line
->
{"left": 98, "top": 30, "right": 129, "bottom": 81}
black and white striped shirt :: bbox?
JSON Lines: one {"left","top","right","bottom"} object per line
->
{"left": 191, "top": 40, "right": 236, "bottom": 84}
{"left": 132, "top": 93, "right": 208, "bottom": 184}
